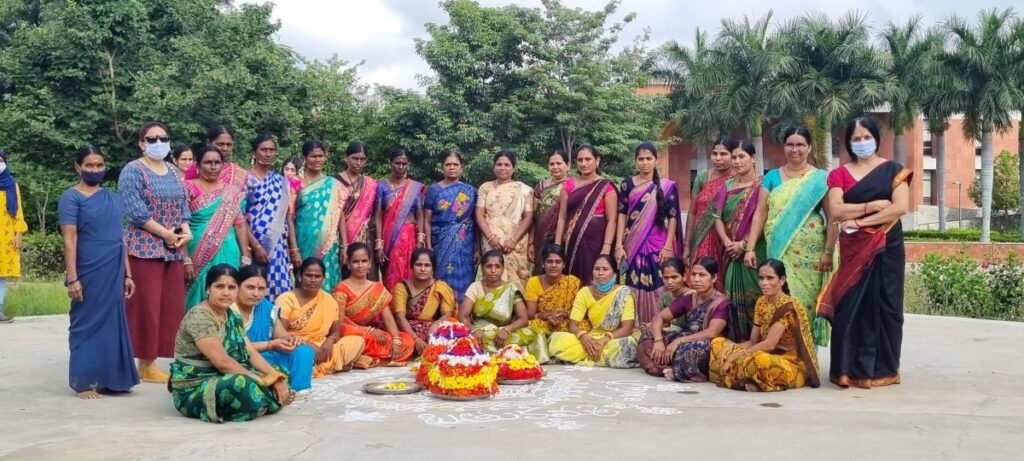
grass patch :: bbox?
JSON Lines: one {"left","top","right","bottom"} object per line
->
{"left": 903, "top": 271, "right": 931, "bottom": 317}
{"left": 5, "top": 280, "right": 69, "bottom": 317}
{"left": 904, "top": 229, "right": 1024, "bottom": 243}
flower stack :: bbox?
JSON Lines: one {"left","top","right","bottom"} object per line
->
{"left": 416, "top": 319, "right": 471, "bottom": 385}
{"left": 427, "top": 336, "right": 499, "bottom": 399}
{"left": 493, "top": 344, "right": 544, "bottom": 381}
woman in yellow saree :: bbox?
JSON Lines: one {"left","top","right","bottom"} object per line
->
{"left": 475, "top": 151, "right": 534, "bottom": 287}
{"left": 524, "top": 244, "right": 583, "bottom": 335}
{"left": 548, "top": 255, "right": 639, "bottom": 368}
{"left": 392, "top": 248, "right": 457, "bottom": 353}
{"left": 458, "top": 250, "right": 549, "bottom": 363}
{"left": 276, "top": 258, "right": 366, "bottom": 377}
{"left": 709, "top": 259, "right": 820, "bottom": 392}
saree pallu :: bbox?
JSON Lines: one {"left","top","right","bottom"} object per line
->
{"left": 425, "top": 182, "right": 476, "bottom": 302}
{"left": 620, "top": 177, "right": 684, "bottom": 323}
{"left": 469, "top": 282, "right": 550, "bottom": 363}
{"left": 638, "top": 292, "right": 731, "bottom": 381}
{"left": 689, "top": 171, "right": 731, "bottom": 291}
{"left": 714, "top": 178, "right": 764, "bottom": 341}
{"left": 548, "top": 286, "right": 639, "bottom": 368}
{"left": 236, "top": 299, "right": 315, "bottom": 392}
{"left": 525, "top": 275, "right": 585, "bottom": 334}
{"left": 393, "top": 280, "right": 457, "bottom": 341}
{"left": 563, "top": 179, "right": 612, "bottom": 286}
{"left": 185, "top": 182, "right": 246, "bottom": 310}
{"left": 763, "top": 169, "right": 830, "bottom": 347}
{"left": 532, "top": 178, "right": 565, "bottom": 275}
{"left": 334, "top": 282, "right": 415, "bottom": 366}
{"left": 478, "top": 181, "right": 534, "bottom": 286}
{"left": 296, "top": 177, "right": 348, "bottom": 291}
{"left": 818, "top": 163, "right": 910, "bottom": 388}
{"left": 170, "top": 309, "right": 282, "bottom": 423}
{"left": 339, "top": 175, "right": 380, "bottom": 280}
{"left": 709, "top": 294, "right": 821, "bottom": 392}
{"left": 277, "top": 290, "right": 366, "bottom": 376}
{"left": 379, "top": 180, "right": 424, "bottom": 291}
{"left": 247, "top": 172, "right": 299, "bottom": 300}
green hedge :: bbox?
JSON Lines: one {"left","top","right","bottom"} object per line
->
{"left": 904, "top": 229, "right": 1024, "bottom": 243}
{"left": 911, "top": 250, "right": 1024, "bottom": 321}
{"left": 21, "top": 232, "right": 65, "bottom": 280}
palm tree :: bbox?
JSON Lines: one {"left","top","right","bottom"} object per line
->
{"left": 940, "top": 9, "right": 1020, "bottom": 242}
{"left": 1009, "top": 18, "right": 1024, "bottom": 236}
{"left": 879, "top": 15, "right": 938, "bottom": 165}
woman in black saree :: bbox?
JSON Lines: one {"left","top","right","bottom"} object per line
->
{"left": 820, "top": 116, "right": 910, "bottom": 388}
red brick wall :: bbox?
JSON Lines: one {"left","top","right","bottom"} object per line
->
{"left": 905, "top": 242, "right": 1024, "bottom": 263}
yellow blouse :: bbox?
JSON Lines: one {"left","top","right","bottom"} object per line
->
{"left": 0, "top": 187, "right": 27, "bottom": 277}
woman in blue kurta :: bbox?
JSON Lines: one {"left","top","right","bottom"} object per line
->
{"left": 424, "top": 151, "right": 477, "bottom": 302}
{"left": 233, "top": 265, "right": 314, "bottom": 391}
{"left": 59, "top": 146, "right": 139, "bottom": 398}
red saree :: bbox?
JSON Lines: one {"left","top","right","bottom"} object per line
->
{"left": 333, "top": 281, "right": 415, "bottom": 367}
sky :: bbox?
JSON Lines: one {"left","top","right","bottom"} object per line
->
{"left": 240, "top": 0, "right": 1021, "bottom": 90}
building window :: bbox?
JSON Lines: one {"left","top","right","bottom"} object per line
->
{"left": 923, "top": 125, "right": 932, "bottom": 156}
{"left": 922, "top": 170, "right": 934, "bottom": 205}
{"left": 975, "top": 139, "right": 982, "bottom": 157}
{"left": 689, "top": 170, "right": 698, "bottom": 194}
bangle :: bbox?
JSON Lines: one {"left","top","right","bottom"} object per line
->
{"left": 603, "top": 333, "right": 614, "bottom": 341}
{"left": 864, "top": 203, "right": 868, "bottom": 214}
{"left": 575, "top": 330, "right": 587, "bottom": 339}
{"left": 183, "top": 257, "right": 193, "bottom": 265}
{"left": 240, "top": 256, "right": 252, "bottom": 265}
{"left": 125, "top": 275, "right": 133, "bottom": 279}
{"left": 391, "top": 338, "right": 403, "bottom": 345}
{"left": 65, "top": 278, "right": 79, "bottom": 287}
{"left": 499, "top": 327, "right": 511, "bottom": 335}
{"left": 653, "top": 338, "right": 664, "bottom": 343}
{"left": 853, "top": 219, "right": 862, "bottom": 227}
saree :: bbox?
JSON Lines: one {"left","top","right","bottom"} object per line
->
{"left": 532, "top": 178, "right": 565, "bottom": 275}
{"left": 334, "top": 281, "right": 415, "bottom": 366}
{"left": 425, "top": 182, "right": 476, "bottom": 302}
{"left": 763, "top": 169, "right": 831, "bottom": 346}
{"left": 713, "top": 177, "right": 765, "bottom": 341}
{"left": 185, "top": 181, "right": 246, "bottom": 310}
{"left": 247, "top": 172, "right": 300, "bottom": 300}
{"left": 478, "top": 181, "right": 534, "bottom": 286}
{"left": 563, "top": 178, "right": 613, "bottom": 286}
{"left": 637, "top": 292, "right": 731, "bottom": 381}
{"left": 709, "top": 294, "right": 820, "bottom": 392}
{"left": 689, "top": 171, "right": 731, "bottom": 290}
{"left": 620, "top": 177, "right": 684, "bottom": 322}
{"left": 378, "top": 180, "right": 424, "bottom": 291}
{"left": 169, "top": 308, "right": 282, "bottom": 423}
{"left": 818, "top": 162, "right": 910, "bottom": 388}
{"left": 466, "top": 281, "right": 550, "bottom": 363}
{"left": 295, "top": 177, "right": 348, "bottom": 291}
{"left": 235, "top": 299, "right": 315, "bottom": 392}
{"left": 548, "top": 286, "right": 639, "bottom": 368}
{"left": 524, "top": 274, "right": 586, "bottom": 334}
{"left": 393, "top": 280, "right": 457, "bottom": 341}
{"left": 59, "top": 188, "right": 139, "bottom": 393}
{"left": 338, "top": 174, "right": 380, "bottom": 280}
{"left": 277, "top": 290, "right": 366, "bottom": 376}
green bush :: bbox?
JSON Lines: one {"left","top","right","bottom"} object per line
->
{"left": 904, "top": 229, "right": 1024, "bottom": 243}
{"left": 21, "top": 232, "right": 65, "bottom": 280}
{"left": 914, "top": 250, "right": 1024, "bottom": 321}
{"left": 986, "top": 251, "right": 1024, "bottom": 319}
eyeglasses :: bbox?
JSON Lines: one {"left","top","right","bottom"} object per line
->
{"left": 144, "top": 136, "right": 170, "bottom": 144}
{"left": 785, "top": 143, "right": 808, "bottom": 150}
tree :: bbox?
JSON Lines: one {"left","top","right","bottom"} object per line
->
{"left": 879, "top": 15, "right": 938, "bottom": 165}
{"left": 657, "top": 29, "right": 725, "bottom": 171}
{"left": 969, "top": 150, "right": 1020, "bottom": 217}
{"left": 1009, "top": 18, "right": 1024, "bottom": 236}
{"left": 921, "top": 26, "right": 959, "bottom": 232}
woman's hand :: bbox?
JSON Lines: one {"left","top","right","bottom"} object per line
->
{"left": 651, "top": 340, "right": 667, "bottom": 366}
{"left": 721, "top": 349, "right": 747, "bottom": 373}
{"left": 289, "top": 249, "right": 302, "bottom": 268}
{"left": 376, "top": 248, "right": 388, "bottom": 264}
{"left": 184, "top": 263, "right": 196, "bottom": 283}
{"left": 67, "top": 280, "right": 84, "bottom": 302}
{"left": 339, "top": 249, "right": 348, "bottom": 267}
{"left": 124, "top": 277, "right": 136, "bottom": 300}
{"left": 472, "top": 329, "right": 485, "bottom": 344}
{"left": 176, "top": 233, "right": 193, "bottom": 249}
{"left": 252, "top": 245, "right": 269, "bottom": 265}
{"left": 724, "top": 241, "right": 744, "bottom": 260}
{"left": 819, "top": 253, "right": 834, "bottom": 272}
{"left": 502, "top": 237, "right": 515, "bottom": 254}
{"left": 390, "top": 340, "right": 403, "bottom": 360}
{"left": 369, "top": 328, "right": 388, "bottom": 346}
{"left": 528, "top": 243, "right": 535, "bottom": 263}
{"left": 270, "top": 379, "right": 293, "bottom": 406}
{"left": 414, "top": 338, "right": 428, "bottom": 355}
{"left": 681, "top": 249, "right": 691, "bottom": 266}
{"left": 659, "top": 246, "right": 673, "bottom": 264}
{"left": 495, "top": 328, "right": 511, "bottom": 348}
{"left": 580, "top": 334, "right": 601, "bottom": 361}
{"left": 13, "top": 232, "right": 22, "bottom": 249}
{"left": 473, "top": 250, "right": 481, "bottom": 266}
{"left": 315, "top": 338, "right": 335, "bottom": 364}
{"left": 743, "top": 250, "right": 757, "bottom": 269}
{"left": 614, "top": 247, "right": 627, "bottom": 265}
{"left": 868, "top": 200, "right": 892, "bottom": 214}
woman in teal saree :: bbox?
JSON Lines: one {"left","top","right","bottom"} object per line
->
{"left": 293, "top": 141, "right": 348, "bottom": 291}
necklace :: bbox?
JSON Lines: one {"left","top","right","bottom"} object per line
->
{"left": 303, "top": 171, "right": 323, "bottom": 184}
{"left": 694, "top": 289, "right": 719, "bottom": 305}
{"left": 782, "top": 163, "right": 811, "bottom": 179}
{"left": 389, "top": 177, "right": 407, "bottom": 189}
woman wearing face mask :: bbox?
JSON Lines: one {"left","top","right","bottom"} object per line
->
{"left": 554, "top": 145, "right": 618, "bottom": 286}
{"left": 293, "top": 140, "right": 348, "bottom": 291}
{"left": 336, "top": 142, "right": 380, "bottom": 280}
{"left": 819, "top": 116, "right": 910, "bottom": 389}
{"left": 424, "top": 151, "right": 477, "bottom": 302}
{"left": 0, "top": 149, "right": 26, "bottom": 324}
{"left": 375, "top": 148, "right": 426, "bottom": 291}
{"left": 684, "top": 137, "right": 736, "bottom": 276}
{"left": 530, "top": 150, "right": 570, "bottom": 274}
{"left": 183, "top": 145, "right": 251, "bottom": 310}
{"left": 245, "top": 134, "right": 300, "bottom": 301}
{"left": 476, "top": 151, "right": 535, "bottom": 287}
{"left": 524, "top": 244, "right": 583, "bottom": 335}
{"left": 185, "top": 125, "right": 248, "bottom": 188}
{"left": 171, "top": 146, "right": 194, "bottom": 174}
{"left": 392, "top": 248, "right": 457, "bottom": 353}
{"left": 118, "top": 122, "right": 192, "bottom": 384}
{"left": 58, "top": 146, "right": 139, "bottom": 398}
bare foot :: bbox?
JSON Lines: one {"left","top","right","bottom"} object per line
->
{"left": 744, "top": 383, "right": 761, "bottom": 392}
{"left": 662, "top": 368, "right": 675, "bottom": 381}
{"left": 77, "top": 390, "right": 103, "bottom": 400}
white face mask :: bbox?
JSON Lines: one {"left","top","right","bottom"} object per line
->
{"left": 144, "top": 141, "right": 171, "bottom": 160}
{"left": 0, "top": 163, "right": 6, "bottom": 174}
{"left": 850, "top": 139, "right": 877, "bottom": 159}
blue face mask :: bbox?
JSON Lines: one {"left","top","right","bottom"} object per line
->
{"left": 850, "top": 139, "right": 876, "bottom": 159}
{"left": 81, "top": 169, "right": 106, "bottom": 186}
{"left": 145, "top": 141, "right": 171, "bottom": 160}
{"left": 595, "top": 277, "right": 615, "bottom": 293}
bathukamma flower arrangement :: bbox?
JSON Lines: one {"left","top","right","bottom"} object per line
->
{"left": 493, "top": 344, "right": 544, "bottom": 381}
{"left": 416, "top": 319, "right": 471, "bottom": 385}
{"left": 427, "top": 336, "right": 499, "bottom": 398}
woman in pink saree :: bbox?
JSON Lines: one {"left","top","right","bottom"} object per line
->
{"left": 336, "top": 141, "right": 380, "bottom": 280}
{"left": 375, "top": 148, "right": 425, "bottom": 291}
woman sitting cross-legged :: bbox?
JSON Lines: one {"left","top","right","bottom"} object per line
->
{"left": 524, "top": 244, "right": 583, "bottom": 335}
{"left": 392, "top": 248, "right": 457, "bottom": 354}
{"left": 232, "top": 264, "right": 315, "bottom": 392}
{"left": 548, "top": 255, "right": 639, "bottom": 368}
{"left": 638, "top": 257, "right": 731, "bottom": 382}
{"left": 709, "top": 259, "right": 820, "bottom": 392}
{"left": 458, "top": 249, "right": 550, "bottom": 363}
{"left": 169, "top": 264, "right": 293, "bottom": 423}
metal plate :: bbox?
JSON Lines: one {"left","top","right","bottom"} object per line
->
{"left": 497, "top": 377, "right": 542, "bottom": 385}
{"left": 432, "top": 392, "right": 493, "bottom": 401}
{"left": 362, "top": 381, "right": 423, "bottom": 395}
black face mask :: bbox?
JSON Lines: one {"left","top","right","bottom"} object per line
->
{"left": 81, "top": 169, "right": 106, "bottom": 186}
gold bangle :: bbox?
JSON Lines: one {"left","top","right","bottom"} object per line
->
{"left": 575, "top": 330, "right": 587, "bottom": 339}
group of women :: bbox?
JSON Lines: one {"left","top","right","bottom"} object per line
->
{"left": 54, "top": 116, "right": 909, "bottom": 423}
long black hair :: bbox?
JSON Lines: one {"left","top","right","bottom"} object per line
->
{"left": 635, "top": 142, "right": 670, "bottom": 226}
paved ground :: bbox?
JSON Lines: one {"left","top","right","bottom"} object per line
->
{"left": 0, "top": 314, "right": 1022, "bottom": 461}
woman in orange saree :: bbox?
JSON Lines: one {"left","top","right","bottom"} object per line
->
{"left": 334, "top": 243, "right": 415, "bottom": 367}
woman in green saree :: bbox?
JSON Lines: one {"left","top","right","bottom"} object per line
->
{"left": 292, "top": 140, "right": 348, "bottom": 291}
{"left": 184, "top": 145, "right": 251, "bottom": 309}
{"left": 170, "top": 264, "right": 293, "bottom": 423}
{"left": 458, "top": 250, "right": 550, "bottom": 363}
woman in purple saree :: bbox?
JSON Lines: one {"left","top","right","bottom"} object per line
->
{"left": 555, "top": 145, "right": 618, "bottom": 286}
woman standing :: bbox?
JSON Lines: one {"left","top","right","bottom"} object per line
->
{"left": 0, "top": 149, "right": 26, "bottom": 323}
{"left": 424, "top": 151, "right": 477, "bottom": 301}
{"left": 170, "top": 264, "right": 292, "bottom": 423}
{"left": 246, "top": 134, "right": 300, "bottom": 301}
{"left": 186, "top": 125, "right": 248, "bottom": 188}
{"left": 475, "top": 151, "right": 534, "bottom": 287}
{"left": 548, "top": 255, "right": 638, "bottom": 368}
{"left": 392, "top": 248, "right": 457, "bottom": 352}
{"left": 59, "top": 146, "right": 139, "bottom": 398}
{"left": 281, "top": 157, "right": 302, "bottom": 179}
{"left": 293, "top": 141, "right": 348, "bottom": 291}
{"left": 171, "top": 146, "right": 193, "bottom": 174}
{"left": 375, "top": 148, "right": 425, "bottom": 291}
{"left": 712, "top": 141, "right": 767, "bottom": 341}
{"left": 684, "top": 137, "right": 735, "bottom": 283}
{"left": 615, "top": 142, "right": 683, "bottom": 324}
{"left": 184, "top": 145, "right": 251, "bottom": 309}
{"left": 747, "top": 127, "right": 835, "bottom": 347}
{"left": 336, "top": 142, "right": 380, "bottom": 280}
{"left": 709, "top": 260, "right": 820, "bottom": 392}
{"left": 524, "top": 244, "right": 582, "bottom": 335}
{"left": 531, "top": 150, "right": 570, "bottom": 274}
{"left": 555, "top": 145, "right": 618, "bottom": 286}
{"left": 820, "top": 116, "right": 910, "bottom": 388}
{"left": 119, "top": 122, "right": 192, "bottom": 383}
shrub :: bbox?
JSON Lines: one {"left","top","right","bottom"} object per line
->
{"left": 915, "top": 250, "right": 994, "bottom": 318}
{"left": 986, "top": 251, "right": 1024, "bottom": 319}
{"left": 904, "top": 229, "right": 1023, "bottom": 243}
{"left": 20, "top": 232, "right": 65, "bottom": 280}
